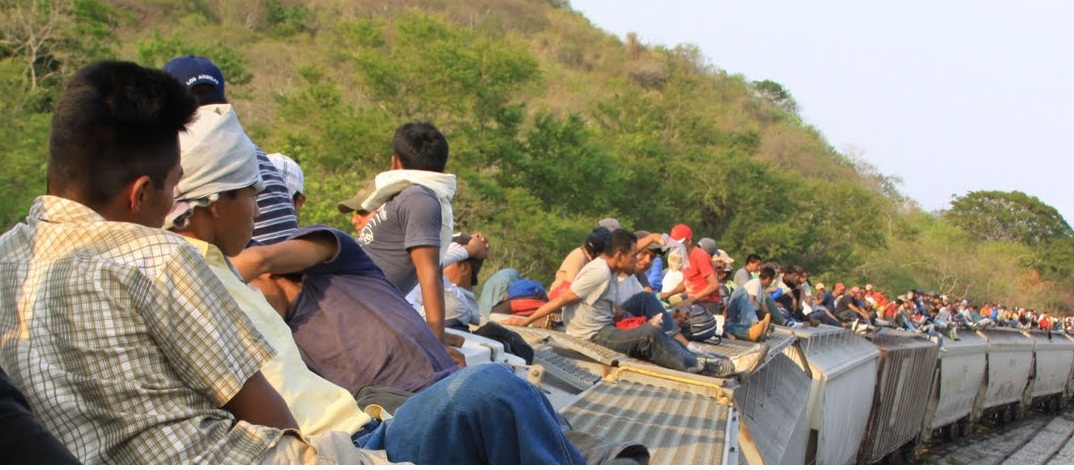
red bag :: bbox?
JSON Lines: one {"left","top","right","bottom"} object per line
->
{"left": 615, "top": 316, "right": 648, "bottom": 331}
{"left": 490, "top": 298, "right": 548, "bottom": 317}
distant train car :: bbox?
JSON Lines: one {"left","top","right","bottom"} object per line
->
{"left": 857, "top": 331, "right": 938, "bottom": 464}
{"left": 1022, "top": 330, "right": 1074, "bottom": 412}
{"left": 920, "top": 331, "right": 988, "bottom": 442}
{"left": 975, "top": 328, "right": 1035, "bottom": 423}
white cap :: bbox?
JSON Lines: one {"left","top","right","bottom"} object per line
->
{"left": 267, "top": 153, "right": 304, "bottom": 198}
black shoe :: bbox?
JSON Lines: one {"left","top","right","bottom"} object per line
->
{"left": 473, "top": 322, "right": 535, "bottom": 365}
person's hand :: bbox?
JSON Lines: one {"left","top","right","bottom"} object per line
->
{"left": 442, "top": 331, "right": 466, "bottom": 348}
{"left": 649, "top": 312, "right": 664, "bottom": 327}
{"left": 466, "top": 233, "right": 490, "bottom": 259}
{"left": 499, "top": 316, "right": 528, "bottom": 326}
{"left": 447, "top": 347, "right": 467, "bottom": 367}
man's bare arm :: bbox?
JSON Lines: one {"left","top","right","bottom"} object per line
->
{"left": 685, "top": 273, "right": 720, "bottom": 305}
{"left": 223, "top": 371, "right": 299, "bottom": 430}
{"left": 230, "top": 232, "right": 338, "bottom": 283}
{"left": 411, "top": 245, "right": 447, "bottom": 343}
{"left": 501, "top": 289, "right": 581, "bottom": 327}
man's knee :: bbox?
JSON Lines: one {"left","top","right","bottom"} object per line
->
{"left": 634, "top": 323, "right": 662, "bottom": 338}
{"left": 442, "top": 363, "right": 532, "bottom": 404}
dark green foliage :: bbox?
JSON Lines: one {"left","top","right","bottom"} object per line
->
{"left": 945, "top": 190, "right": 1073, "bottom": 245}
{"left": 137, "top": 31, "right": 253, "bottom": 85}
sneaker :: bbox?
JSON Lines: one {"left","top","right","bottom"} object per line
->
{"left": 808, "top": 319, "right": 821, "bottom": 327}
{"left": 761, "top": 313, "right": 772, "bottom": 332}
{"left": 732, "top": 343, "right": 770, "bottom": 383}
{"left": 698, "top": 357, "right": 735, "bottom": 378}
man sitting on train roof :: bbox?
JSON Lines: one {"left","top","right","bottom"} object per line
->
{"left": 500, "top": 229, "right": 768, "bottom": 382}
{"left": 548, "top": 217, "right": 622, "bottom": 299}
{"left": 658, "top": 224, "right": 723, "bottom": 315}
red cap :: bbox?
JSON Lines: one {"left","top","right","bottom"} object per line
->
{"left": 670, "top": 224, "right": 693, "bottom": 243}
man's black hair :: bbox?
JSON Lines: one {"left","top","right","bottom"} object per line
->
{"left": 47, "top": 61, "right": 197, "bottom": 209}
{"left": 604, "top": 229, "right": 637, "bottom": 257}
{"left": 746, "top": 254, "right": 762, "bottom": 264}
{"left": 759, "top": 267, "right": 776, "bottom": 280}
{"left": 583, "top": 226, "right": 611, "bottom": 258}
{"left": 392, "top": 121, "right": 449, "bottom": 172}
{"left": 451, "top": 233, "right": 484, "bottom": 285}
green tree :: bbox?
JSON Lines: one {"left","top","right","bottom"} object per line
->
{"left": 945, "top": 190, "right": 1073, "bottom": 245}
{"left": 0, "top": 0, "right": 117, "bottom": 108}
{"left": 752, "top": 79, "right": 798, "bottom": 114}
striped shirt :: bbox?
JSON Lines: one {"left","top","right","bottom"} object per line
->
{"left": 252, "top": 145, "right": 299, "bottom": 244}
{"left": 0, "top": 196, "right": 281, "bottom": 464}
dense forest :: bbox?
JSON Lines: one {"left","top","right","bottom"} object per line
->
{"left": 2, "top": 0, "right": 1073, "bottom": 311}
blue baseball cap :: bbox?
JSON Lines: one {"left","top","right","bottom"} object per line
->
{"left": 162, "top": 55, "right": 226, "bottom": 105}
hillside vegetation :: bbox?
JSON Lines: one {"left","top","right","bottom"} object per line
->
{"left": 2, "top": 0, "right": 1073, "bottom": 311}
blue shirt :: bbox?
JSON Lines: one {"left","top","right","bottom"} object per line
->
{"left": 646, "top": 257, "right": 664, "bottom": 292}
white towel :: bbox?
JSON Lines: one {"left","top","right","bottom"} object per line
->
{"left": 360, "top": 169, "right": 457, "bottom": 256}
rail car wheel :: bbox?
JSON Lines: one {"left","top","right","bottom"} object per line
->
{"left": 1013, "top": 403, "right": 1026, "bottom": 421}
{"left": 999, "top": 406, "right": 1013, "bottom": 424}
{"left": 943, "top": 423, "right": 958, "bottom": 442}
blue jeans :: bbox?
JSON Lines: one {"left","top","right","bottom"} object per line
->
{"left": 477, "top": 268, "right": 520, "bottom": 323}
{"left": 620, "top": 292, "right": 680, "bottom": 337}
{"left": 810, "top": 307, "right": 842, "bottom": 327}
{"left": 356, "top": 363, "right": 584, "bottom": 464}
{"left": 921, "top": 324, "right": 945, "bottom": 348}
{"left": 591, "top": 324, "right": 700, "bottom": 372}
{"left": 763, "top": 295, "right": 789, "bottom": 325}
{"left": 725, "top": 288, "right": 760, "bottom": 339}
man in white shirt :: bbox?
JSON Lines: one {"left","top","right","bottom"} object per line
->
{"left": 725, "top": 267, "right": 776, "bottom": 342}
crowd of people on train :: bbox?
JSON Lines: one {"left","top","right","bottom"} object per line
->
{"left": 0, "top": 56, "right": 1067, "bottom": 465}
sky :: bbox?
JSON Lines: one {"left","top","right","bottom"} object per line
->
{"left": 569, "top": 0, "right": 1074, "bottom": 223}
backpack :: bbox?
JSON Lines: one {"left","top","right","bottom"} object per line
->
{"left": 491, "top": 279, "right": 550, "bottom": 317}
{"left": 506, "top": 279, "right": 548, "bottom": 301}
{"left": 681, "top": 305, "right": 717, "bottom": 342}
{"left": 490, "top": 298, "right": 547, "bottom": 317}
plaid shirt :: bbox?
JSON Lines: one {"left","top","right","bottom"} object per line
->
{"left": 0, "top": 196, "right": 280, "bottom": 464}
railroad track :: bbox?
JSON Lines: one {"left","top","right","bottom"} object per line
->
{"left": 995, "top": 417, "right": 1055, "bottom": 465}
{"left": 1042, "top": 417, "right": 1074, "bottom": 465}
{"left": 995, "top": 415, "right": 1074, "bottom": 465}
{"left": 924, "top": 411, "right": 1074, "bottom": 465}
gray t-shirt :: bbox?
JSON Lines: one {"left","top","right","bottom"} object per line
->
{"left": 616, "top": 272, "right": 644, "bottom": 305}
{"left": 357, "top": 185, "right": 442, "bottom": 294}
{"left": 565, "top": 258, "right": 618, "bottom": 340}
{"left": 733, "top": 268, "right": 753, "bottom": 289}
